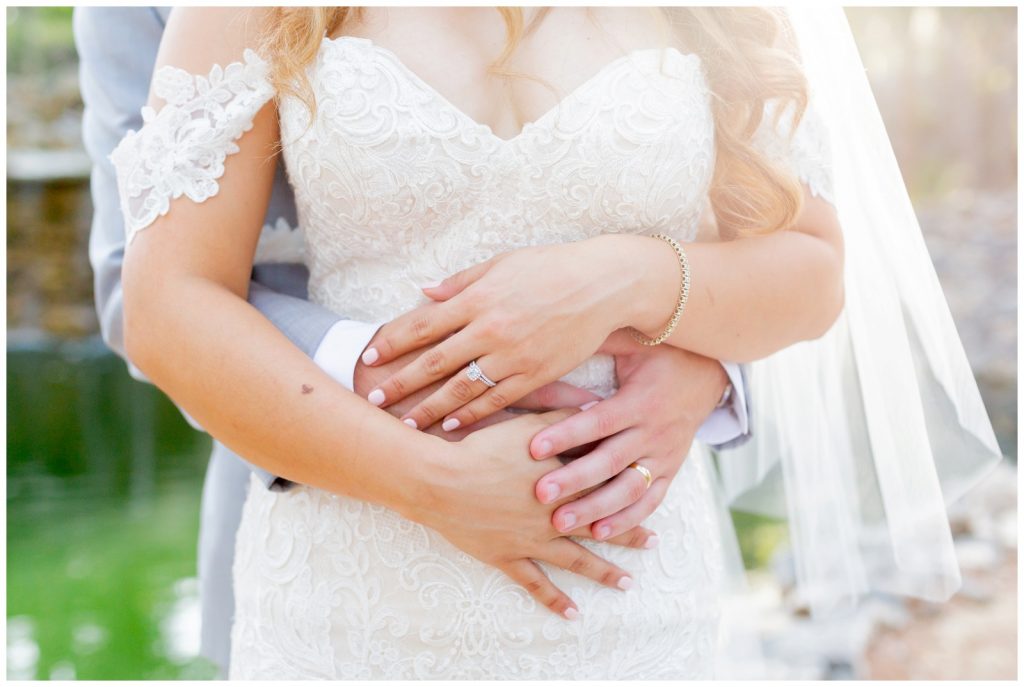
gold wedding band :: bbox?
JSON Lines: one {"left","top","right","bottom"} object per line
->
{"left": 628, "top": 462, "right": 652, "bottom": 490}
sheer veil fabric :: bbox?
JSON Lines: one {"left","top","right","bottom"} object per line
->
{"left": 713, "top": 8, "right": 1002, "bottom": 633}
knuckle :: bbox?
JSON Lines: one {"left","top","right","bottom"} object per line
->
{"left": 487, "top": 390, "right": 510, "bottom": 410}
{"left": 516, "top": 348, "right": 541, "bottom": 371}
{"left": 599, "top": 566, "right": 620, "bottom": 587}
{"left": 377, "top": 334, "right": 397, "bottom": 359}
{"left": 460, "top": 406, "right": 481, "bottom": 426}
{"left": 607, "top": 449, "right": 631, "bottom": 472}
{"left": 479, "top": 316, "right": 509, "bottom": 343}
{"left": 567, "top": 553, "right": 591, "bottom": 575}
{"left": 629, "top": 528, "right": 647, "bottom": 549}
{"left": 422, "top": 349, "right": 447, "bottom": 375}
{"left": 390, "top": 376, "right": 408, "bottom": 396}
{"left": 450, "top": 377, "right": 475, "bottom": 402}
{"left": 596, "top": 411, "right": 619, "bottom": 436}
{"left": 418, "top": 404, "right": 438, "bottom": 424}
{"left": 524, "top": 577, "right": 545, "bottom": 595}
{"left": 411, "top": 315, "right": 433, "bottom": 344}
{"left": 626, "top": 480, "right": 647, "bottom": 503}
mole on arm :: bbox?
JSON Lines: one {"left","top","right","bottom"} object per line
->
{"left": 301, "top": 384, "right": 314, "bottom": 395}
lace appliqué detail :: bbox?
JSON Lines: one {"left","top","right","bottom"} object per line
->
{"left": 254, "top": 217, "right": 306, "bottom": 264}
{"left": 109, "top": 49, "right": 274, "bottom": 244}
{"left": 755, "top": 98, "right": 836, "bottom": 206}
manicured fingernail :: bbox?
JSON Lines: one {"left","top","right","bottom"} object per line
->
{"left": 535, "top": 439, "right": 552, "bottom": 458}
{"left": 560, "top": 512, "right": 576, "bottom": 530}
{"left": 442, "top": 418, "right": 460, "bottom": 432}
{"left": 645, "top": 535, "right": 660, "bottom": 549}
{"left": 420, "top": 280, "right": 442, "bottom": 290}
{"left": 367, "top": 389, "right": 385, "bottom": 406}
{"left": 595, "top": 524, "right": 611, "bottom": 540}
{"left": 403, "top": 418, "right": 418, "bottom": 429}
{"left": 564, "top": 607, "right": 580, "bottom": 620}
{"left": 542, "top": 483, "right": 560, "bottom": 503}
{"left": 617, "top": 576, "right": 633, "bottom": 591}
{"left": 579, "top": 401, "right": 599, "bottom": 411}
{"left": 361, "top": 347, "right": 379, "bottom": 365}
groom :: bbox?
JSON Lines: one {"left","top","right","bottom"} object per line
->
{"left": 75, "top": 6, "right": 751, "bottom": 677}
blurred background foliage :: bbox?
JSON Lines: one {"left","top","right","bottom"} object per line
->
{"left": 6, "top": 6, "right": 1017, "bottom": 681}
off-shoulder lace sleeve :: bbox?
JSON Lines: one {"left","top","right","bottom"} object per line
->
{"left": 109, "top": 49, "right": 275, "bottom": 245}
{"left": 751, "top": 95, "right": 835, "bottom": 206}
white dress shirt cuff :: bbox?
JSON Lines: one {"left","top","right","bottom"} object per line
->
{"left": 312, "top": 319, "right": 386, "bottom": 391}
{"left": 695, "top": 361, "right": 749, "bottom": 447}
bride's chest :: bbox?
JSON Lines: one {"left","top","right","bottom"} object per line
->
{"left": 278, "top": 37, "right": 716, "bottom": 257}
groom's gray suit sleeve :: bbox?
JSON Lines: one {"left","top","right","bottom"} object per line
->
{"left": 75, "top": 6, "right": 343, "bottom": 489}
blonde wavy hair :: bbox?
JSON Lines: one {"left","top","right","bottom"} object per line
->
{"left": 260, "top": 7, "right": 808, "bottom": 236}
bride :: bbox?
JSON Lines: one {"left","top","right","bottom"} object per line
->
{"left": 111, "top": 6, "right": 1001, "bottom": 679}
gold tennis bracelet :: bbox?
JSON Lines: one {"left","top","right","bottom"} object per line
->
{"left": 628, "top": 233, "right": 690, "bottom": 346}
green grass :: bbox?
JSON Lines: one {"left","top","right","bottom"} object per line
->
{"left": 7, "top": 484, "right": 218, "bottom": 680}
{"left": 731, "top": 510, "right": 788, "bottom": 571}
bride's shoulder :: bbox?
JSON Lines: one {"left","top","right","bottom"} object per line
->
{"left": 155, "top": 7, "right": 272, "bottom": 79}
{"left": 142, "top": 7, "right": 275, "bottom": 116}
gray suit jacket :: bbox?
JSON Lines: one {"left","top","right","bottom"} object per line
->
{"left": 74, "top": 5, "right": 754, "bottom": 676}
{"left": 73, "top": 6, "right": 341, "bottom": 674}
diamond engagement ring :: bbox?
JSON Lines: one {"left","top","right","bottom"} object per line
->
{"left": 628, "top": 462, "right": 653, "bottom": 490}
{"left": 466, "top": 360, "right": 497, "bottom": 388}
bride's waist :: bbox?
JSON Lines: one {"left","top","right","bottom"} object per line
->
{"left": 557, "top": 354, "right": 617, "bottom": 398}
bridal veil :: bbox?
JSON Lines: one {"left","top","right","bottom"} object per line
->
{"left": 712, "top": 6, "right": 1003, "bottom": 625}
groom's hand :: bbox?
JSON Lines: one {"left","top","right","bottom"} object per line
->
{"left": 528, "top": 329, "right": 729, "bottom": 542}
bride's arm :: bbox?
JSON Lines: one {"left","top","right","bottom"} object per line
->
{"left": 117, "top": 7, "right": 638, "bottom": 618}
{"left": 362, "top": 186, "right": 840, "bottom": 430}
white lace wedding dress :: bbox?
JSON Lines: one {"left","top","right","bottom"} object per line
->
{"left": 113, "top": 33, "right": 832, "bottom": 680}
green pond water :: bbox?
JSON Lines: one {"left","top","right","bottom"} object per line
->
{"left": 7, "top": 337, "right": 219, "bottom": 680}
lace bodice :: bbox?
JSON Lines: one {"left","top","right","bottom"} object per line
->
{"left": 279, "top": 36, "right": 720, "bottom": 327}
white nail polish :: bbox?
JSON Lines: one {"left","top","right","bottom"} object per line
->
{"left": 564, "top": 607, "right": 580, "bottom": 620}
{"left": 420, "top": 280, "right": 442, "bottom": 290}
{"left": 579, "top": 400, "right": 599, "bottom": 411}
{"left": 617, "top": 576, "right": 633, "bottom": 591}
{"left": 403, "top": 418, "right": 418, "bottom": 429}
{"left": 536, "top": 439, "right": 552, "bottom": 457}
{"left": 367, "top": 389, "right": 385, "bottom": 406}
{"left": 361, "top": 347, "right": 379, "bottom": 365}
{"left": 644, "top": 535, "right": 660, "bottom": 549}
{"left": 442, "top": 418, "right": 461, "bottom": 432}
{"left": 562, "top": 513, "right": 577, "bottom": 530}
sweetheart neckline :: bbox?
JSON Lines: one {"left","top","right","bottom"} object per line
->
{"left": 321, "top": 34, "right": 700, "bottom": 145}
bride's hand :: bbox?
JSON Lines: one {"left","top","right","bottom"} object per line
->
{"left": 528, "top": 330, "right": 729, "bottom": 540}
{"left": 353, "top": 340, "right": 603, "bottom": 439}
{"left": 413, "top": 408, "right": 650, "bottom": 619}
{"left": 360, "top": 235, "right": 671, "bottom": 430}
